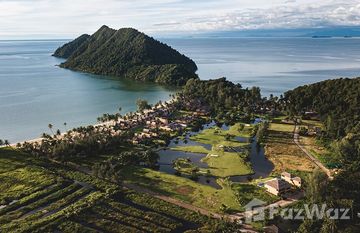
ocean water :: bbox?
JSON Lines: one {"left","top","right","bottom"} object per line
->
{"left": 164, "top": 37, "right": 360, "bottom": 96}
{"left": 0, "top": 40, "right": 174, "bottom": 142}
{"left": 1, "top": 38, "right": 360, "bottom": 142}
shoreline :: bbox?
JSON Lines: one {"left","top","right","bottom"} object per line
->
{"left": 2, "top": 97, "right": 177, "bottom": 148}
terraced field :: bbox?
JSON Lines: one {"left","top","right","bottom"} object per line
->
{"left": 0, "top": 148, "right": 58, "bottom": 205}
{"left": 0, "top": 148, "right": 233, "bottom": 233}
{"left": 0, "top": 181, "right": 94, "bottom": 231}
{"left": 63, "top": 197, "right": 200, "bottom": 233}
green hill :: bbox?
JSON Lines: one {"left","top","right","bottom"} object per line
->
{"left": 53, "top": 34, "right": 90, "bottom": 58}
{"left": 284, "top": 77, "right": 360, "bottom": 138}
{"left": 53, "top": 25, "right": 198, "bottom": 85}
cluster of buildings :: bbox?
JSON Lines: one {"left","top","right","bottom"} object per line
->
{"left": 116, "top": 100, "right": 210, "bottom": 145}
{"left": 264, "top": 172, "right": 302, "bottom": 196}
{"left": 59, "top": 97, "right": 211, "bottom": 146}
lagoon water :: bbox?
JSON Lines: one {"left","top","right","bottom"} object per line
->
{"left": 1, "top": 38, "right": 360, "bottom": 142}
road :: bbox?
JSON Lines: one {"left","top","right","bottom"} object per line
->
{"left": 294, "top": 125, "right": 333, "bottom": 179}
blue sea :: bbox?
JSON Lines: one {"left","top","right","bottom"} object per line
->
{"left": 1, "top": 38, "right": 360, "bottom": 142}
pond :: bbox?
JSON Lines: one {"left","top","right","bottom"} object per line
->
{"left": 157, "top": 122, "right": 274, "bottom": 189}
{"left": 229, "top": 137, "right": 274, "bottom": 183}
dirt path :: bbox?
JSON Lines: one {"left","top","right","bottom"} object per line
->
{"left": 293, "top": 125, "right": 333, "bottom": 179}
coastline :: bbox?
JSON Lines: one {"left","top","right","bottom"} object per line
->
{"left": 2, "top": 97, "right": 178, "bottom": 148}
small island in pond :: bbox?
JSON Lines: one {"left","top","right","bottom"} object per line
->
{"left": 53, "top": 25, "right": 198, "bottom": 86}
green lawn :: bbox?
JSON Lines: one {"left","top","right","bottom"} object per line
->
{"left": 202, "top": 152, "right": 252, "bottom": 177}
{"left": 269, "top": 123, "right": 295, "bottom": 132}
{"left": 171, "top": 123, "right": 253, "bottom": 177}
{"left": 227, "top": 123, "right": 253, "bottom": 137}
{"left": 119, "top": 166, "right": 241, "bottom": 213}
{"left": 190, "top": 123, "right": 251, "bottom": 147}
{"left": 191, "top": 128, "right": 244, "bottom": 147}
{"left": 171, "top": 145, "right": 210, "bottom": 154}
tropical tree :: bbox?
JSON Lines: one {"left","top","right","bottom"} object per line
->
{"left": 306, "top": 168, "right": 328, "bottom": 204}
{"left": 136, "top": 98, "right": 151, "bottom": 112}
{"left": 4, "top": 140, "right": 10, "bottom": 147}
{"left": 48, "top": 123, "right": 54, "bottom": 135}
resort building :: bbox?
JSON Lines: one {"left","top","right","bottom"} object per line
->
{"left": 281, "top": 172, "right": 302, "bottom": 188}
{"left": 264, "top": 178, "right": 291, "bottom": 196}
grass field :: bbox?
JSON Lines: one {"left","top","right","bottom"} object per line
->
{"left": 226, "top": 123, "right": 253, "bottom": 137}
{"left": 264, "top": 122, "right": 315, "bottom": 174}
{"left": 171, "top": 146, "right": 252, "bottom": 177}
{"left": 190, "top": 123, "right": 250, "bottom": 148}
{"left": 119, "top": 166, "right": 242, "bottom": 213}
{"left": 171, "top": 145, "right": 210, "bottom": 154}
{"left": 299, "top": 133, "right": 338, "bottom": 168}
{"left": 172, "top": 123, "right": 254, "bottom": 177}
{"left": 202, "top": 152, "right": 252, "bottom": 177}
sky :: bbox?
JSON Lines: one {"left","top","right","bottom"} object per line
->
{"left": 0, "top": 0, "right": 360, "bottom": 39}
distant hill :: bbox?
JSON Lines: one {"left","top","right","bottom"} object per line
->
{"left": 192, "top": 27, "right": 360, "bottom": 38}
{"left": 53, "top": 26, "right": 198, "bottom": 86}
{"left": 302, "top": 27, "right": 360, "bottom": 38}
{"left": 284, "top": 77, "right": 360, "bottom": 138}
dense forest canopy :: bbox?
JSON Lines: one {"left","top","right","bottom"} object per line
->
{"left": 53, "top": 25, "right": 198, "bottom": 86}
{"left": 285, "top": 77, "right": 360, "bottom": 232}
{"left": 284, "top": 77, "right": 360, "bottom": 139}
{"left": 53, "top": 34, "right": 90, "bottom": 58}
{"left": 181, "top": 78, "right": 262, "bottom": 117}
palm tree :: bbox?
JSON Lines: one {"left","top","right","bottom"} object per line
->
{"left": 4, "top": 140, "right": 10, "bottom": 147}
{"left": 48, "top": 124, "right": 54, "bottom": 135}
{"left": 0, "top": 139, "right": 3, "bottom": 146}
{"left": 63, "top": 122, "right": 67, "bottom": 131}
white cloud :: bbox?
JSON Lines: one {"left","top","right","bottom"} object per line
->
{"left": 0, "top": 0, "right": 359, "bottom": 38}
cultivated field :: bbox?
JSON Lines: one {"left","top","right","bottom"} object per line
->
{"left": 264, "top": 122, "right": 316, "bottom": 174}
{"left": 0, "top": 148, "right": 231, "bottom": 232}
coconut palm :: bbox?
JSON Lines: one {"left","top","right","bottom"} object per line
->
{"left": 63, "top": 122, "right": 67, "bottom": 131}
{"left": 48, "top": 124, "right": 54, "bottom": 135}
{"left": 4, "top": 140, "right": 10, "bottom": 147}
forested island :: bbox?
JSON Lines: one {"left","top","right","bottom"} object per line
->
{"left": 53, "top": 26, "right": 198, "bottom": 86}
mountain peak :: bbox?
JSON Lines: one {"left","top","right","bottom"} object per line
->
{"left": 53, "top": 26, "right": 198, "bottom": 86}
